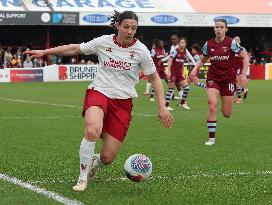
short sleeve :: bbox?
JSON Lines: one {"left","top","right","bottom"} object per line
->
{"left": 80, "top": 36, "right": 102, "bottom": 55}
{"left": 231, "top": 39, "right": 242, "bottom": 53}
{"left": 140, "top": 47, "right": 156, "bottom": 76}
{"left": 170, "top": 49, "right": 177, "bottom": 58}
{"left": 194, "top": 54, "right": 201, "bottom": 62}
{"left": 150, "top": 49, "right": 156, "bottom": 57}
{"left": 202, "top": 41, "right": 209, "bottom": 56}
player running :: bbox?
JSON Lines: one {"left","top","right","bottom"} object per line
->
{"left": 189, "top": 19, "right": 249, "bottom": 145}
{"left": 165, "top": 37, "right": 191, "bottom": 110}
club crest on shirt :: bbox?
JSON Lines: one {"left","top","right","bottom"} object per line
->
{"left": 222, "top": 47, "right": 228, "bottom": 52}
{"left": 129, "top": 51, "right": 136, "bottom": 58}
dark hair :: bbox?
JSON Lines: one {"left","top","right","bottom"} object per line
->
{"left": 178, "top": 36, "right": 187, "bottom": 43}
{"left": 191, "top": 43, "right": 201, "bottom": 52}
{"left": 152, "top": 39, "right": 163, "bottom": 47}
{"left": 109, "top": 10, "right": 138, "bottom": 30}
{"left": 215, "top": 18, "right": 228, "bottom": 27}
{"left": 170, "top": 33, "right": 179, "bottom": 38}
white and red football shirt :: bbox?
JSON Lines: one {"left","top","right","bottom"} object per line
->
{"left": 80, "top": 34, "right": 156, "bottom": 99}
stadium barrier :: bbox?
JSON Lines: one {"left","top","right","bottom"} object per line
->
{"left": 250, "top": 63, "right": 272, "bottom": 80}
{"left": 0, "top": 64, "right": 98, "bottom": 83}
{"left": 1, "top": 63, "right": 271, "bottom": 83}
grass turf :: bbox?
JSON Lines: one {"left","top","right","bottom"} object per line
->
{"left": 0, "top": 80, "right": 272, "bottom": 205}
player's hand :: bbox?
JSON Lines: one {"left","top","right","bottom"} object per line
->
{"left": 164, "top": 69, "right": 171, "bottom": 80}
{"left": 158, "top": 106, "right": 174, "bottom": 128}
{"left": 241, "top": 75, "right": 247, "bottom": 89}
{"left": 23, "top": 50, "right": 46, "bottom": 58}
{"left": 189, "top": 68, "right": 197, "bottom": 83}
{"left": 158, "top": 60, "right": 163, "bottom": 67}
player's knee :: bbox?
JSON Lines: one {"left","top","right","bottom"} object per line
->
{"left": 222, "top": 110, "right": 232, "bottom": 118}
{"left": 85, "top": 124, "right": 102, "bottom": 141}
{"left": 100, "top": 153, "right": 115, "bottom": 165}
{"left": 208, "top": 102, "right": 217, "bottom": 114}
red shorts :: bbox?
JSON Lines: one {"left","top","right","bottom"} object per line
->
{"left": 157, "top": 67, "right": 167, "bottom": 80}
{"left": 82, "top": 89, "right": 133, "bottom": 142}
{"left": 206, "top": 80, "right": 235, "bottom": 96}
{"left": 170, "top": 72, "right": 186, "bottom": 84}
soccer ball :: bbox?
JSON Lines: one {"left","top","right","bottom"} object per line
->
{"left": 124, "top": 154, "right": 152, "bottom": 182}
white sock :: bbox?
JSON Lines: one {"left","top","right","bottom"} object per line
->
{"left": 178, "top": 91, "right": 183, "bottom": 99}
{"left": 145, "top": 82, "right": 151, "bottom": 92}
{"left": 93, "top": 154, "right": 104, "bottom": 171}
{"left": 79, "top": 138, "right": 96, "bottom": 181}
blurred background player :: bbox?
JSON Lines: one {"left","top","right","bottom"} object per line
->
{"left": 190, "top": 19, "right": 249, "bottom": 145}
{"left": 149, "top": 39, "right": 168, "bottom": 101}
{"left": 25, "top": 10, "right": 174, "bottom": 192}
{"left": 190, "top": 43, "right": 207, "bottom": 89}
{"left": 233, "top": 36, "right": 249, "bottom": 103}
{"left": 165, "top": 37, "right": 191, "bottom": 110}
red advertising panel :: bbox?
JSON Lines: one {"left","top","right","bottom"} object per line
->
{"left": 10, "top": 69, "right": 43, "bottom": 82}
{"left": 250, "top": 64, "right": 265, "bottom": 80}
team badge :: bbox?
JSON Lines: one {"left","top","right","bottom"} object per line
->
{"left": 129, "top": 51, "right": 136, "bottom": 58}
{"left": 222, "top": 47, "right": 228, "bottom": 52}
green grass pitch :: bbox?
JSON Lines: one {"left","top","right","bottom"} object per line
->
{"left": 0, "top": 80, "right": 272, "bottom": 205}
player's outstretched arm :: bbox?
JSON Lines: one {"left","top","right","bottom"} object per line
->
{"left": 189, "top": 55, "right": 208, "bottom": 84}
{"left": 239, "top": 50, "right": 249, "bottom": 89}
{"left": 24, "top": 44, "right": 81, "bottom": 58}
{"left": 148, "top": 72, "right": 174, "bottom": 128}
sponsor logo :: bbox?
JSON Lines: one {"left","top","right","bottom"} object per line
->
{"left": 83, "top": 14, "right": 109, "bottom": 23}
{"left": 53, "top": 13, "right": 63, "bottom": 23}
{"left": 10, "top": 69, "right": 43, "bottom": 82}
{"left": 69, "top": 66, "right": 97, "bottom": 80}
{"left": 41, "top": 13, "right": 50, "bottom": 23}
{"left": 210, "top": 55, "right": 230, "bottom": 61}
{"left": 104, "top": 58, "right": 131, "bottom": 70}
{"left": 151, "top": 15, "right": 178, "bottom": 24}
{"left": 213, "top": 16, "right": 240, "bottom": 24}
{"left": 176, "top": 58, "right": 185, "bottom": 63}
{"left": 106, "top": 48, "right": 112, "bottom": 52}
{"left": 58, "top": 66, "right": 68, "bottom": 80}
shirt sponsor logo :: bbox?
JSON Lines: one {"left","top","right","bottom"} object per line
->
{"left": 83, "top": 14, "right": 109, "bottom": 23}
{"left": 213, "top": 16, "right": 240, "bottom": 24}
{"left": 210, "top": 55, "right": 230, "bottom": 61}
{"left": 151, "top": 15, "right": 178, "bottom": 24}
{"left": 104, "top": 58, "right": 131, "bottom": 70}
{"left": 176, "top": 58, "right": 185, "bottom": 62}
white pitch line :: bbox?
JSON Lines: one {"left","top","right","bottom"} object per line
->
{"left": 26, "top": 170, "right": 272, "bottom": 185}
{"left": 0, "top": 115, "right": 80, "bottom": 120}
{"left": 0, "top": 173, "right": 84, "bottom": 205}
{"left": 0, "top": 97, "right": 156, "bottom": 117}
{"left": 0, "top": 97, "right": 82, "bottom": 109}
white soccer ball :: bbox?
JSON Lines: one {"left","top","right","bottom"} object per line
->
{"left": 124, "top": 154, "right": 152, "bottom": 182}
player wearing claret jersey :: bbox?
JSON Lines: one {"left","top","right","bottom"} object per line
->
{"left": 165, "top": 37, "right": 191, "bottom": 110}
{"left": 149, "top": 39, "right": 168, "bottom": 101}
{"left": 190, "top": 19, "right": 249, "bottom": 145}
{"left": 233, "top": 36, "right": 249, "bottom": 104}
